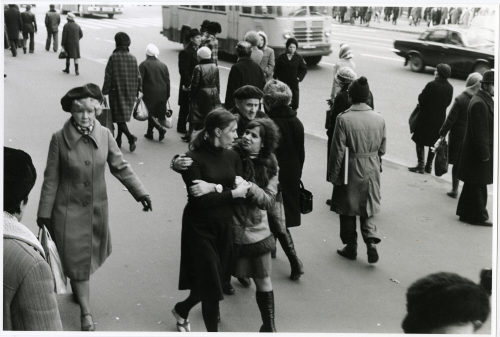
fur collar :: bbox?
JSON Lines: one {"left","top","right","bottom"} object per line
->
{"left": 3, "top": 212, "right": 45, "bottom": 258}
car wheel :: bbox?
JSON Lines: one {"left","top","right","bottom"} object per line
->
{"left": 304, "top": 56, "right": 322, "bottom": 66}
{"left": 107, "top": 14, "right": 114, "bottom": 19}
{"left": 409, "top": 54, "right": 424, "bottom": 72}
{"left": 473, "top": 63, "right": 490, "bottom": 75}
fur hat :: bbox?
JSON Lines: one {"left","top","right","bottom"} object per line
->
{"left": 348, "top": 76, "right": 370, "bottom": 103}
{"left": 286, "top": 37, "right": 298, "bottom": 49}
{"left": 61, "top": 83, "right": 103, "bottom": 112}
{"left": 263, "top": 80, "right": 292, "bottom": 109}
{"left": 481, "top": 70, "right": 494, "bottom": 84}
{"left": 4, "top": 147, "right": 37, "bottom": 211}
{"left": 197, "top": 46, "right": 212, "bottom": 60}
{"left": 146, "top": 43, "right": 159, "bottom": 57}
{"left": 114, "top": 32, "right": 131, "bottom": 47}
{"left": 244, "top": 30, "right": 260, "bottom": 47}
{"left": 337, "top": 67, "right": 357, "bottom": 84}
{"left": 339, "top": 43, "right": 353, "bottom": 59}
{"left": 436, "top": 63, "right": 451, "bottom": 79}
{"left": 234, "top": 85, "right": 264, "bottom": 100}
{"left": 206, "top": 21, "right": 222, "bottom": 35}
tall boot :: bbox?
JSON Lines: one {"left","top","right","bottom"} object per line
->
{"left": 256, "top": 291, "right": 277, "bottom": 332}
{"left": 277, "top": 229, "right": 304, "bottom": 280}
{"left": 424, "top": 149, "right": 435, "bottom": 174}
{"left": 408, "top": 144, "right": 425, "bottom": 173}
{"left": 447, "top": 176, "right": 459, "bottom": 198}
{"left": 75, "top": 63, "right": 79, "bottom": 76}
{"left": 62, "top": 59, "right": 70, "bottom": 74}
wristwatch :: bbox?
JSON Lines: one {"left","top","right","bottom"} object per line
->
{"left": 214, "top": 184, "right": 223, "bottom": 193}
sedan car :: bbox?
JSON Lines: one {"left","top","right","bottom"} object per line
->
{"left": 393, "top": 26, "right": 494, "bottom": 77}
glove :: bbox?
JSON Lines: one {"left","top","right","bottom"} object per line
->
{"left": 139, "top": 195, "right": 152, "bottom": 212}
{"left": 37, "top": 217, "right": 51, "bottom": 229}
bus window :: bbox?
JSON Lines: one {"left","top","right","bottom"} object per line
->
{"left": 202, "top": 5, "right": 213, "bottom": 10}
{"left": 309, "top": 6, "right": 330, "bottom": 16}
{"left": 254, "top": 6, "right": 263, "bottom": 14}
{"left": 214, "top": 6, "right": 226, "bottom": 12}
{"left": 277, "top": 6, "right": 308, "bottom": 17}
{"left": 241, "top": 6, "right": 252, "bottom": 14}
{"left": 191, "top": 5, "right": 200, "bottom": 9}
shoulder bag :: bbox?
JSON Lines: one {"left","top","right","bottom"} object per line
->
{"left": 408, "top": 104, "right": 420, "bottom": 133}
{"left": 299, "top": 180, "right": 313, "bottom": 214}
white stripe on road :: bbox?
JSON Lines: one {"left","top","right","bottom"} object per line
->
{"left": 333, "top": 32, "right": 393, "bottom": 42}
{"left": 359, "top": 53, "right": 402, "bottom": 62}
{"left": 330, "top": 39, "right": 392, "bottom": 51}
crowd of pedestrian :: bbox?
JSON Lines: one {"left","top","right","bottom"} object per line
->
{"left": 3, "top": 4, "right": 494, "bottom": 334}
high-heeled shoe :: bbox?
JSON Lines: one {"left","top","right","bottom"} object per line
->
{"left": 172, "top": 308, "right": 191, "bottom": 332}
{"left": 81, "top": 313, "right": 95, "bottom": 331}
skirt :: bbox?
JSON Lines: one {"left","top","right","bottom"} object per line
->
{"left": 233, "top": 252, "right": 272, "bottom": 279}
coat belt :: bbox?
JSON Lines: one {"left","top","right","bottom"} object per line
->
{"left": 350, "top": 151, "right": 378, "bottom": 158}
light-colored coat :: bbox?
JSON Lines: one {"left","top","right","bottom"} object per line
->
{"left": 260, "top": 46, "right": 275, "bottom": 81}
{"left": 328, "top": 103, "right": 386, "bottom": 217}
{"left": 37, "top": 119, "right": 148, "bottom": 281}
{"left": 330, "top": 58, "right": 356, "bottom": 100}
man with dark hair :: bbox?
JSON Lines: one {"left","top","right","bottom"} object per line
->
{"left": 4, "top": 4, "right": 22, "bottom": 57}
{"left": 3, "top": 147, "right": 63, "bottom": 331}
{"left": 402, "top": 272, "right": 490, "bottom": 333}
{"left": 45, "top": 4, "right": 60, "bottom": 52}
{"left": 231, "top": 85, "right": 267, "bottom": 137}
{"left": 20, "top": 5, "right": 36, "bottom": 54}
{"left": 224, "top": 41, "right": 265, "bottom": 110}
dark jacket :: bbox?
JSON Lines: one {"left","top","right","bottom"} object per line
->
{"left": 439, "top": 91, "right": 473, "bottom": 164}
{"left": 139, "top": 56, "right": 170, "bottom": 117}
{"left": 412, "top": 77, "right": 453, "bottom": 146}
{"left": 458, "top": 89, "right": 494, "bottom": 185}
{"left": 61, "top": 21, "right": 82, "bottom": 59}
{"left": 44, "top": 10, "right": 60, "bottom": 33}
{"left": 273, "top": 52, "right": 307, "bottom": 90}
{"left": 224, "top": 56, "right": 265, "bottom": 110}
{"left": 20, "top": 10, "right": 36, "bottom": 33}
{"left": 267, "top": 105, "right": 305, "bottom": 227}
{"left": 178, "top": 42, "right": 198, "bottom": 106}
{"left": 102, "top": 47, "right": 142, "bottom": 123}
{"left": 190, "top": 60, "right": 221, "bottom": 125}
{"left": 4, "top": 6, "right": 22, "bottom": 40}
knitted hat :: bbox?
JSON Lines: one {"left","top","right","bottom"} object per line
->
{"left": 436, "top": 63, "right": 451, "bottom": 79}
{"left": 286, "top": 37, "right": 298, "bottom": 49}
{"left": 114, "top": 32, "right": 131, "bottom": 47}
{"left": 234, "top": 85, "right": 264, "bottom": 100}
{"left": 67, "top": 12, "right": 75, "bottom": 21}
{"left": 146, "top": 43, "right": 159, "bottom": 57}
{"left": 348, "top": 76, "right": 370, "bottom": 103}
{"left": 4, "top": 147, "right": 37, "bottom": 211}
{"left": 197, "top": 46, "right": 212, "bottom": 60}
{"left": 465, "top": 72, "right": 482, "bottom": 89}
{"left": 61, "top": 83, "right": 103, "bottom": 112}
{"left": 339, "top": 43, "right": 353, "bottom": 59}
{"left": 481, "top": 70, "right": 494, "bottom": 84}
{"left": 336, "top": 67, "right": 357, "bottom": 84}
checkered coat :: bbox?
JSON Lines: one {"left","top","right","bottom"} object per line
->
{"left": 102, "top": 48, "right": 142, "bottom": 123}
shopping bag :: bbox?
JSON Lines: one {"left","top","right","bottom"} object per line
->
{"left": 38, "top": 226, "right": 67, "bottom": 294}
{"left": 299, "top": 180, "right": 313, "bottom": 214}
{"left": 132, "top": 97, "right": 148, "bottom": 121}
{"left": 96, "top": 95, "right": 114, "bottom": 133}
{"left": 164, "top": 101, "right": 174, "bottom": 129}
{"left": 434, "top": 138, "right": 449, "bottom": 177}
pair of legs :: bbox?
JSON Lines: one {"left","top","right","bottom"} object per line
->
{"left": 115, "top": 121, "right": 136, "bottom": 151}
{"left": 63, "top": 57, "right": 79, "bottom": 75}
{"left": 70, "top": 279, "right": 95, "bottom": 331}
{"left": 456, "top": 183, "right": 489, "bottom": 225}
{"left": 337, "top": 214, "right": 380, "bottom": 263}
{"left": 409, "top": 143, "right": 435, "bottom": 174}
{"left": 8, "top": 38, "right": 19, "bottom": 57}
{"left": 45, "top": 30, "right": 58, "bottom": 52}
{"left": 22, "top": 31, "right": 35, "bottom": 53}
{"left": 174, "top": 289, "right": 220, "bottom": 332}
{"left": 290, "top": 87, "right": 300, "bottom": 111}
{"left": 177, "top": 102, "right": 189, "bottom": 134}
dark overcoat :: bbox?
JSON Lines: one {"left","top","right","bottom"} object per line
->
{"left": 224, "top": 56, "right": 265, "bottom": 110}
{"left": 412, "top": 77, "right": 453, "bottom": 146}
{"left": 61, "top": 21, "right": 82, "bottom": 59}
{"left": 44, "top": 10, "right": 60, "bottom": 32}
{"left": 267, "top": 105, "right": 305, "bottom": 227}
{"left": 37, "top": 119, "right": 148, "bottom": 280}
{"left": 20, "top": 11, "right": 36, "bottom": 33}
{"left": 439, "top": 91, "right": 473, "bottom": 164}
{"left": 190, "top": 60, "right": 221, "bottom": 125}
{"left": 273, "top": 52, "right": 307, "bottom": 90}
{"left": 4, "top": 6, "right": 22, "bottom": 40}
{"left": 458, "top": 89, "right": 494, "bottom": 185}
{"left": 178, "top": 42, "right": 198, "bottom": 106}
{"left": 102, "top": 47, "right": 142, "bottom": 123}
{"left": 139, "top": 56, "right": 170, "bottom": 117}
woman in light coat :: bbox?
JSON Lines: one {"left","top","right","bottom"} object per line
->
{"left": 257, "top": 31, "right": 275, "bottom": 81}
{"left": 330, "top": 43, "right": 356, "bottom": 101}
{"left": 37, "top": 83, "right": 152, "bottom": 331}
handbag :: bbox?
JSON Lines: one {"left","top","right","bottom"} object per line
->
{"left": 434, "top": 138, "right": 449, "bottom": 177}
{"left": 58, "top": 49, "right": 68, "bottom": 59}
{"left": 408, "top": 104, "right": 420, "bottom": 133}
{"left": 267, "top": 187, "right": 287, "bottom": 235}
{"left": 38, "top": 226, "right": 67, "bottom": 294}
{"left": 164, "top": 101, "right": 174, "bottom": 129}
{"left": 299, "top": 180, "right": 313, "bottom": 214}
{"left": 132, "top": 97, "right": 148, "bottom": 121}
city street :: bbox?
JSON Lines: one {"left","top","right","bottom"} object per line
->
{"left": 3, "top": 5, "right": 494, "bottom": 334}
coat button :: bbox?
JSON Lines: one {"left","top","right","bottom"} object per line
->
{"left": 85, "top": 160, "right": 91, "bottom": 166}
{"left": 84, "top": 181, "right": 90, "bottom": 187}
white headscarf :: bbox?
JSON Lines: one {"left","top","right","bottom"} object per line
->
{"left": 146, "top": 43, "right": 159, "bottom": 58}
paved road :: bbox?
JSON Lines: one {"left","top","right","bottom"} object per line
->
{"left": 3, "top": 5, "right": 494, "bottom": 334}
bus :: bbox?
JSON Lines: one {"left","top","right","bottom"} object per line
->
{"left": 61, "top": 4, "right": 123, "bottom": 19}
{"left": 161, "top": 5, "right": 333, "bottom": 65}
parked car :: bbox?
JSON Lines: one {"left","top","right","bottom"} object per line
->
{"left": 393, "top": 25, "right": 494, "bottom": 77}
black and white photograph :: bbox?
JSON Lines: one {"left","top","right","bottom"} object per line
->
{"left": 2, "top": 1, "right": 498, "bottom": 336}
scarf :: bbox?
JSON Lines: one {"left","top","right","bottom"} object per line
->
{"left": 71, "top": 117, "right": 94, "bottom": 136}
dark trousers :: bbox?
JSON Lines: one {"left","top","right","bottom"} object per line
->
{"left": 456, "top": 183, "right": 488, "bottom": 223}
{"left": 45, "top": 29, "right": 58, "bottom": 51}
{"left": 8, "top": 38, "right": 19, "bottom": 56}
{"left": 177, "top": 102, "right": 189, "bottom": 133}
{"left": 22, "top": 31, "right": 34, "bottom": 52}
{"left": 290, "top": 87, "right": 299, "bottom": 111}
{"left": 339, "top": 214, "right": 380, "bottom": 245}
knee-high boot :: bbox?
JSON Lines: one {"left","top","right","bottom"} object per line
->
{"left": 75, "top": 63, "right": 79, "bottom": 76}
{"left": 256, "top": 291, "right": 277, "bottom": 332}
{"left": 424, "top": 148, "right": 435, "bottom": 173}
{"left": 277, "top": 229, "right": 304, "bottom": 280}
{"left": 408, "top": 144, "right": 425, "bottom": 173}
{"left": 63, "top": 58, "right": 70, "bottom": 73}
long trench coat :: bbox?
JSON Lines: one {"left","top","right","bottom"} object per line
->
{"left": 178, "top": 42, "right": 198, "bottom": 106}
{"left": 37, "top": 119, "right": 148, "bottom": 280}
{"left": 61, "top": 21, "right": 82, "bottom": 59}
{"left": 328, "top": 103, "right": 386, "bottom": 217}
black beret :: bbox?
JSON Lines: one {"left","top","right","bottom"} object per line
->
{"left": 4, "top": 147, "right": 37, "bottom": 208}
{"left": 234, "top": 85, "right": 264, "bottom": 100}
{"left": 114, "top": 31, "right": 131, "bottom": 47}
{"left": 60, "top": 83, "right": 103, "bottom": 112}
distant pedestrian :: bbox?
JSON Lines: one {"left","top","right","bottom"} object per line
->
{"left": 410, "top": 7, "right": 422, "bottom": 26}
{"left": 139, "top": 43, "right": 170, "bottom": 142}
{"left": 273, "top": 38, "right": 307, "bottom": 111}
{"left": 37, "top": 83, "right": 151, "bottom": 331}
{"left": 438, "top": 72, "right": 482, "bottom": 198}
{"left": 61, "top": 13, "right": 82, "bottom": 75}
{"left": 440, "top": 7, "right": 449, "bottom": 24}
{"left": 224, "top": 41, "right": 265, "bottom": 110}
{"left": 177, "top": 28, "right": 201, "bottom": 138}
{"left": 330, "top": 43, "right": 356, "bottom": 101}
{"left": 257, "top": 31, "right": 275, "bottom": 81}
{"left": 244, "top": 30, "right": 264, "bottom": 65}
{"left": 450, "top": 7, "right": 462, "bottom": 24}
{"left": 102, "top": 32, "right": 142, "bottom": 152}
{"left": 44, "top": 4, "right": 60, "bottom": 52}
{"left": 4, "top": 4, "right": 22, "bottom": 57}
{"left": 456, "top": 70, "right": 494, "bottom": 227}
{"left": 200, "top": 21, "right": 221, "bottom": 66}
{"left": 20, "top": 5, "right": 36, "bottom": 54}
{"left": 409, "top": 64, "right": 453, "bottom": 174}
{"left": 4, "top": 147, "right": 63, "bottom": 331}
{"left": 392, "top": 7, "right": 400, "bottom": 24}
{"left": 189, "top": 46, "right": 221, "bottom": 132}
{"left": 328, "top": 76, "right": 386, "bottom": 264}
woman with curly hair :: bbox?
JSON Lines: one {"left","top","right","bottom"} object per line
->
{"left": 190, "top": 118, "right": 281, "bottom": 332}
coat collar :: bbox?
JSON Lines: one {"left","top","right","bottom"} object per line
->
{"left": 267, "top": 104, "right": 297, "bottom": 118}
{"left": 3, "top": 212, "right": 45, "bottom": 259}
{"left": 475, "top": 89, "right": 494, "bottom": 113}
{"left": 62, "top": 118, "right": 99, "bottom": 150}
{"left": 349, "top": 103, "right": 373, "bottom": 111}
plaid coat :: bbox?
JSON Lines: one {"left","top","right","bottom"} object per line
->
{"left": 102, "top": 48, "right": 142, "bottom": 122}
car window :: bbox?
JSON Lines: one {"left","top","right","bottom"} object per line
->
{"left": 449, "top": 32, "right": 463, "bottom": 46}
{"left": 426, "top": 30, "right": 448, "bottom": 43}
